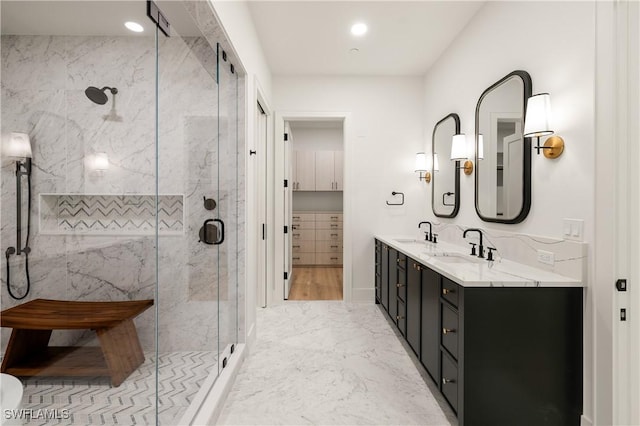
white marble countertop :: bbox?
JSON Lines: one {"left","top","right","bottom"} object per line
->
{"left": 375, "top": 235, "right": 583, "bottom": 288}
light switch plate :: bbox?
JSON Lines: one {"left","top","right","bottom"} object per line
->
{"left": 563, "top": 218, "right": 584, "bottom": 241}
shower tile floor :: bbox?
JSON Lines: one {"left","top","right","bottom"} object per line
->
{"left": 218, "top": 301, "right": 457, "bottom": 425}
{"left": 18, "top": 351, "right": 217, "bottom": 425}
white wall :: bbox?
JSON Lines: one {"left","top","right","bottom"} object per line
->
{"left": 273, "top": 76, "right": 425, "bottom": 301}
{"left": 210, "top": 0, "right": 273, "bottom": 349}
{"left": 421, "top": 1, "right": 596, "bottom": 423}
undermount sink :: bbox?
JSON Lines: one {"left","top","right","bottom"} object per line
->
{"left": 394, "top": 238, "right": 424, "bottom": 244}
{"left": 429, "top": 252, "right": 484, "bottom": 264}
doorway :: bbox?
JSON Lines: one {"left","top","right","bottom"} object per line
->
{"left": 285, "top": 120, "right": 344, "bottom": 300}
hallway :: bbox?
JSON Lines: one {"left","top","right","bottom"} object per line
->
{"left": 218, "top": 302, "right": 455, "bottom": 425}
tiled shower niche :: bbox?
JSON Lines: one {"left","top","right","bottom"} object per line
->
{"left": 39, "top": 194, "right": 184, "bottom": 235}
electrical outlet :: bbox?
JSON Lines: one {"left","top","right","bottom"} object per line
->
{"left": 562, "top": 219, "right": 584, "bottom": 241}
{"left": 537, "top": 250, "right": 555, "bottom": 266}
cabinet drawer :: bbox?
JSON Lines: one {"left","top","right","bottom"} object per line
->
{"left": 442, "top": 303, "right": 458, "bottom": 359}
{"left": 316, "top": 229, "right": 342, "bottom": 241}
{"left": 315, "top": 240, "right": 342, "bottom": 253}
{"left": 397, "top": 299, "right": 406, "bottom": 336}
{"left": 292, "top": 240, "right": 314, "bottom": 253}
{"left": 316, "top": 221, "right": 342, "bottom": 230}
{"left": 292, "top": 252, "right": 315, "bottom": 265}
{"left": 441, "top": 278, "right": 459, "bottom": 307}
{"left": 315, "top": 213, "right": 342, "bottom": 222}
{"left": 291, "top": 221, "right": 314, "bottom": 231}
{"left": 293, "top": 229, "right": 315, "bottom": 241}
{"left": 315, "top": 252, "right": 342, "bottom": 265}
{"left": 441, "top": 351, "right": 458, "bottom": 413}
{"left": 292, "top": 213, "right": 315, "bottom": 222}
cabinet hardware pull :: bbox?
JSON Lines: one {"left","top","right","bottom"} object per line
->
{"left": 331, "top": 216, "right": 338, "bottom": 219}
{"left": 293, "top": 257, "right": 300, "bottom": 260}
{"left": 331, "top": 257, "right": 338, "bottom": 260}
{"left": 396, "top": 283, "right": 406, "bottom": 288}
{"left": 443, "top": 328, "right": 456, "bottom": 334}
{"left": 293, "top": 245, "right": 300, "bottom": 248}
{"left": 442, "top": 378, "right": 455, "bottom": 384}
{"left": 331, "top": 245, "right": 338, "bottom": 248}
{"left": 293, "top": 216, "right": 300, "bottom": 219}
{"left": 396, "top": 315, "right": 404, "bottom": 320}
{"left": 442, "top": 288, "right": 453, "bottom": 295}
{"left": 331, "top": 233, "right": 338, "bottom": 237}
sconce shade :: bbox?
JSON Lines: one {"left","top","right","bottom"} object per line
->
{"left": 415, "top": 152, "right": 427, "bottom": 172}
{"left": 433, "top": 153, "right": 440, "bottom": 171}
{"left": 477, "top": 134, "right": 484, "bottom": 160}
{"left": 450, "top": 134, "right": 467, "bottom": 160}
{"left": 524, "top": 93, "right": 554, "bottom": 137}
{"left": 93, "top": 152, "right": 109, "bottom": 171}
{"left": 6, "top": 132, "right": 32, "bottom": 158}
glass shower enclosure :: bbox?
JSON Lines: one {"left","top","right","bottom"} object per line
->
{"left": 0, "top": 1, "right": 242, "bottom": 424}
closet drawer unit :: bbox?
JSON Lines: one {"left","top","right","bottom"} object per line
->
{"left": 441, "top": 278, "right": 459, "bottom": 307}
{"left": 441, "top": 350, "right": 458, "bottom": 413}
{"left": 292, "top": 229, "right": 315, "bottom": 241}
{"left": 441, "top": 303, "right": 459, "bottom": 359}
{"left": 315, "top": 240, "right": 342, "bottom": 253}
{"left": 316, "top": 221, "right": 342, "bottom": 231}
{"left": 291, "top": 221, "right": 314, "bottom": 231}
{"left": 292, "top": 240, "right": 315, "bottom": 253}
{"left": 315, "top": 253, "right": 342, "bottom": 265}
{"left": 292, "top": 213, "right": 315, "bottom": 222}
{"left": 316, "top": 229, "right": 342, "bottom": 241}
{"left": 292, "top": 253, "right": 315, "bottom": 265}
{"left": 315, "top": 213, "right": 342, "bottom": 222}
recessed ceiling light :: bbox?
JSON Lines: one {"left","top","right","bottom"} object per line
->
{"left": 350, "top": 22, "right": 367, "bottom": 36}
{"left": 125, "top": 21, "right": 144, "bottom": 33}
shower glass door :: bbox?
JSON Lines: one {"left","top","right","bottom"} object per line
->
{"left": 156, "top": 2, "right": 222, "bottom": 424}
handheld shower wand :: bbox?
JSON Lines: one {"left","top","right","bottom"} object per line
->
{"left": 5, "top": 132, "right": 33, "bottom": 300}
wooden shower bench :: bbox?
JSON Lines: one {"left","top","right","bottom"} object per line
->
{"left": 0, "top": 298, "right": 153, "bottom": 386}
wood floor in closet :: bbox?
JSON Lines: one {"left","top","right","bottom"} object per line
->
{"left": 288, "top": 267, "right": 343, "bottom": 300}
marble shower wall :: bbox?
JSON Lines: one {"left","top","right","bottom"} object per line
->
{"left": 1, "top": 27, "right": 243, "bottom": 355}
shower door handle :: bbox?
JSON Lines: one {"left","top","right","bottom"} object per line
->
{"left": 213, "top": 219, "right": 224, "bottom": 245}
{"left": 199, "top": 218, "right": 224, "bottom": 245}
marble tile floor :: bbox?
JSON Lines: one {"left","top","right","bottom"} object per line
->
{"left": 218, "top": 302, "right": 457, "bottom": 425}
{"left": 18, "top": 350, "right": 217, "bottom": 425}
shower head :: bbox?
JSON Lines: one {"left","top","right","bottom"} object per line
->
{"left": 85, "top": 86, "right": 118, "bottom": 105}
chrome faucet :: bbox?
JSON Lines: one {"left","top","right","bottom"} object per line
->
{"left": 418, "top": 221, "right": 433, "bottom": 242}
{"left": 463, "top": 228, "right": 484, "bottom": 258}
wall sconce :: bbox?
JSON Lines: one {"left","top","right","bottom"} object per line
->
{"left": 89, "top": 152, "right": 109, "bottom": 172}
{"left": 415, "top": 152, "right": 430, "bottom": 183}
{"left": 450, "top": 134, "right": 473, "bottom": 175}
{"left": 523, "top": 93, "right": 565, "bottom": 159}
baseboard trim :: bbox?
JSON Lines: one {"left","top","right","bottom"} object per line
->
{"left": 351, "top": 287, "right": 375, "bottom": 303}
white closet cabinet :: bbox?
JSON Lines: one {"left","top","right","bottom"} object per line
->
{"left": 314, "top": 151, "right": 343, "bottom": 191}
{"left": 293, "top": 151, "right": 315, "bottom": 191}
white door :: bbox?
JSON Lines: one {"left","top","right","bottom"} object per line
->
{"left": 284, "top": 123, "right": 293, "bottom": 298}
{"left": 295, "top": 151, "right": 315, "bottom": 190}
{"left": 256, "top": 102, "right": 268, "bottom": 308}
{"left": 503, "top": 133, "right": 523, "bottom": 218}
{"left": 334, "top": 151, "right": 344, "bottom": 190}
{"left": 315, "top": 151, "right": 334, "bottom": 190}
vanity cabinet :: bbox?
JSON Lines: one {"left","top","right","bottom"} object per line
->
{"left": 373, "top": 239, "right": 583, "bottom": 426}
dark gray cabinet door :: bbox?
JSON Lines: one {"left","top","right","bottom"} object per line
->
{"left": 406, "top": 259, "right": 421, "bottom": 356}
{"left": 381, "top": 243, "right": 389, "bottom": 311}
{"left": 420, "top": 266, "right": 440, "bottom": 383}
{"left": 388, "top": 248, "right": 398, "bottom": 322}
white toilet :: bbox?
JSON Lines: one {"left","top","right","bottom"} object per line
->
{"left": 0, "top": 373, "right": 23, "bottom": 426}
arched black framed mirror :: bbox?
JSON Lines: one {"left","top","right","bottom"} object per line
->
{"left": 432, "top": 113, "right": 460, "bottom": 218}
{"left": 475, "top": 70, "right": 532, "bottom": 223}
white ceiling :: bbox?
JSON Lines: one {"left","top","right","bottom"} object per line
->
{"left": 247, "top": 1, "right": 485, "bottom": 76}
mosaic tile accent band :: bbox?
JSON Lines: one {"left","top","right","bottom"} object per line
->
{"left": 42, "top": 194, "right": 184, "bottom": 235}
